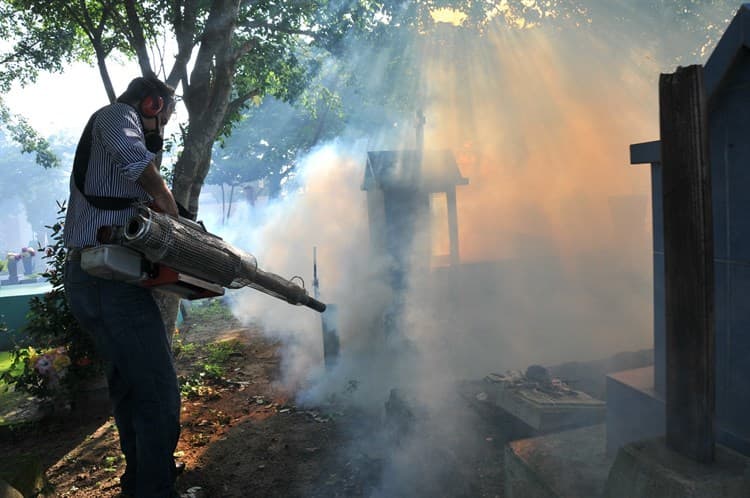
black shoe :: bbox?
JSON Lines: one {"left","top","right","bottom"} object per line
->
{"left": 175, "top": 461, "right": 186, "bottom": 476}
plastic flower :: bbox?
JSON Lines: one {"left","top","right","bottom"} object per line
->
{"left": 27, "top": 347, "right": 39, "bottom": 367}
{"left": 35, "top": 354, "right": 53, "bottom": 375}
{"left": 31, "top": 347, "right": 71, "bottom": 382}
{"left": 52, "top": 353, "right": 71, "bottom": 371}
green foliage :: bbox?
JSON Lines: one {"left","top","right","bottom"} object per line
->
{"left": 0, "top": 0, "right": 70, "bottom": 167}
{"left": 175, "top": 338, "right": 241, "bottom": 399}
{"left": 3, "top": 0, "right": 737, "bottom": 212}
{"left": 0, "top": 350, "right": 12, "bottom": 373}
{"left": 205, "top": 339, "right": 241, "bottom": 366}
{"left": 178, "top": 372, "right": 208, "bottom": 399}
{"left": 187, "top": 298, "right": 235, "bottom": 323}
{"left": 198, "top": 339, "right": 242, "bottom": 380}
{"left": 172, "top": 335, "right": 197, "bottom": 357}
{"left": 1, "top": 201, "right": 101, "bottom": 399}
{"left": 0, "top": 1, "right": 76, "bottom": 92}
{"left": 0, "top": 99, "right": 60, "bottom": 169}
{"left": 208, "top": 80, "right": 347, "bottom": 197}
{"left": 201, "top": 362, "right": 225, "bottom": 380}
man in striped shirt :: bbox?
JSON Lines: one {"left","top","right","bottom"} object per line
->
{"left": 64, "top": 76, "right": 181, "bottom": 498}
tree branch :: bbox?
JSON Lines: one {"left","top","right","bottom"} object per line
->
{"left": 230, "top": 39, "right": 256, "bottom": 64}
{"left": 188, "top": 0, "right": 239, "bottom": 115}
{"left": 123, "top": 0, "right": 154, "bottom": 77}
{"left": 226, "top": 88, "right": 261, "bottom": 117}
{"left": 96, "top": 48, "right": 117, "bottom": 102}
{"left": 76, "top": 0, "right": 96, "bottom": 33}
{"left": 1, "top": 39, "right": 44, "bottom": 65}
{"left": 63, "top": 3, "right": 93, "bottom": 43}
{"left": 240, "top": 18, "right": 315, "bottom": 37}
{"left": 167, "top": 0, "right": 198, "bottom": 88}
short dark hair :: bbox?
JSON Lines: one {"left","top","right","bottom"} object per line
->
{"left": 117, "top": 76, "right": 175, "bottom": 108}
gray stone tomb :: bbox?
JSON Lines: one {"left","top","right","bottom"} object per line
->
{"left": 611, "top": 0, "right": 750, "bottom": 460}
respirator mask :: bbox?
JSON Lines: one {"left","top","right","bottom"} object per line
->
{"left": 144, "top": 130, "right": 164, "bottom": 153}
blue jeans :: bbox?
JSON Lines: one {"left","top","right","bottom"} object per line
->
{"left": 64, "top": 259, "right": 180, "bottom": 498}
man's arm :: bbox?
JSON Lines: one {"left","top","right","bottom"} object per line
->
{"left": 138, "top": 161, "right": 179, "bottom": 217}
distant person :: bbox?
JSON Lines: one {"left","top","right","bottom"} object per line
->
{"left": 63, "top": 76, "right": 181, "bottom": 498}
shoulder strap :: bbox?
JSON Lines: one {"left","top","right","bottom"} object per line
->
{"left": 73, "top": 107, "right": 138, "bottom": 211}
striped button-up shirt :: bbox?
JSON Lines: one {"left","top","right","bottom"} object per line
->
{"left": 64, "top": 103, "right": 156, "bottom": 248}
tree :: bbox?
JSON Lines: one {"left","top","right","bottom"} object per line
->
{"left": 1, "top": 0, "right": 397, "bottom": 332}
{"left": 0, "top": 1, "right": 77, "bottom": 166}
{"left": 1, "top": 0, "right": 548, "bottom": 213}
{"left": 0, "top": 102, "right": 60, "bottom": 168}
{"left": 3, "top": 0, "right": 339, "bottom": 214}
{"left": 208, "top": 86, "right": 345, "bottom": 206}
{"left": 2, "top": 0, "right": 737, "bottom": 202}
{"left": 204, "top": 0, "right": 598, "bottom": 202}
{"left": 0, "top": 131, "right": 71, "bottom": 244}
{"left": 3, "top": 0, "right": 731, "bottom": 320}
{"left": 0, "top": 11, "right": 76, "bottom": 169}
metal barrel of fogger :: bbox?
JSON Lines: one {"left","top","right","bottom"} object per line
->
{"left": 122, "top": 207, "right": 326, "bottom": 313}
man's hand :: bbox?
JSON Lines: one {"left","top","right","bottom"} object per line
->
{"left": 152, "top": 192, "right": 179, "bottom": 218}
{"left": 138, "top": 161, "right": 179, "bottom": 217}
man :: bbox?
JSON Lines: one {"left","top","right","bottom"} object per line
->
{"left": 63, "top": 76, "right": 181, "bottom": 498}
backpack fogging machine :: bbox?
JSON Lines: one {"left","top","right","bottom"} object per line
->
{"left": 80, "top": 206, "right": 326, "bottom": 313}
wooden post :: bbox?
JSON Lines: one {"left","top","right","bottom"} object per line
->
{"left": 446, "top": 187, "right": 460, "bottom": 266}
{"left": 659, "top": 65, "right": 715, "bottom": 463}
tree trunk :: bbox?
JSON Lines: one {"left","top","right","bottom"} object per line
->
{"left": 158, "top": 0, "right": 242, "bottom": 338}
{"left": 93, "top": 45, "right": 116, "bottom": 103}
{"left": 162, "top": 132, "right": 213, "bottom": 340}
{"left": 172, "top": 127, "right": 215, "bottom": 215}
{"left": 153, "top": 290, "right": 181, "bottom": 348}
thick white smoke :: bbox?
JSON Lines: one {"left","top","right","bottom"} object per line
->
{"left": 196, "top": 2, "right": 740, "bottom": 495}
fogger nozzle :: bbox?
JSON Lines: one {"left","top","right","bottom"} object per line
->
{"left": 122, "top": 207, "right": 326, "bottom": 313}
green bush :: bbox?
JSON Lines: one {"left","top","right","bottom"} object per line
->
{"left": 187, "top": 298, "right": 234, "bottom": 323}
{"left": 1, "top": 202, "right": 101, "bottom": 399}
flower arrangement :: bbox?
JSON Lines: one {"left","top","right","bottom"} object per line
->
{"left": 27, "top": 346, "right": 71, "bottom": 389}
{"left": 6, "top": 248, "right": 37, "bottom": 261}
{"left": 5, "top": 252, "right": 19, "bottom": 280}
{"left": 5, "top": 247, "right": 37, "bottom": 277}
{"left": 1, "top": 202, "right": 102, "bottom": 402}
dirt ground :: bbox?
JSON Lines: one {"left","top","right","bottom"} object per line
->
{"left": 1, "top": 308, "right": 516, "bottom": 498}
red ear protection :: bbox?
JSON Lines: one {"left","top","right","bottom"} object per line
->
{"left": 140, "top": 94, "right": 164, "bottom": 118}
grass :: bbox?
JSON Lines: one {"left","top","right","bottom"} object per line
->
{"left": 175, "top": 298, "right": 244, "bottom": 399}
{"left": 176, "top": 339, "right": 242, "bottom": 399}
{"left": 0, "top": 351, "right": 12, "bottom": 393}
{"left": 205, "top": 340, "right": 241, "bottom": 365}
{"left": 186, "top": 298, "right": 235, "bottom": 323}
{"left": 0, "top": 351, "right": 12, "bottom": 375}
